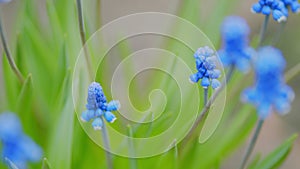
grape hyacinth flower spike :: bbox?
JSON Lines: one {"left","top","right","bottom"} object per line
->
{"left": 190, "top": 46, "right": 221, "bottom": 90}
{"left": 81, "top": 82, "right": 120, "bottom": 130}
{"left": 190, "top": 46, "right": 221, "bottom": 105}
{"left": 218, "top": 16, "right": 255, "bottom": 73}
{"left": 239, "top": 46, "right": 294, "bottom": 169}
{"left": 251, "top": 0, "right": 289, "bottom": 22}
{"left": 242, "top": 46, "right": 294, "bottom": 119}
{"left": 0, "top": 112, "right": 43, "bottom": 169}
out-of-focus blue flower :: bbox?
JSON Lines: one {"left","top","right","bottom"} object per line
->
{"left": 0, "top": 113, "right": 43, "bottom": 169}
{"left": 251, "top": 0, "right": 291, "bottom": 22}
{"left": 281, "top": 0, "right": 300, "bottom": 13}
{"left": 0, "top": 0, "right": 11, "bottom": 3}
{"left": 190, "top": 46, "right": 221, "bottom": 89}
{"left": 81, "top": 82, "right": 120, "bottom": 130}
{"left": 218, "top": 16, "right": 255, "bottom": 73}
{"left": 242, "top": 46, "right": 294, "bottom": 119}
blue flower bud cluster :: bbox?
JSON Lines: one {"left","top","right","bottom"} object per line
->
{"left": 242, "top": 46, "right": 294, "bottom": 119}
{"left": 218, "top": 16, "right": 255, "bottom": 73}
{"left": 81, "top": 82, "right": 120, "bottom": 130}
{"left": 0, "top": 113, "right": 43, "bottom": 169}
{"left": 251, "top": 0, "right": 300, "bottom": 22}
{"left": 190, "top": 46, "right": 221, "bottom": 89}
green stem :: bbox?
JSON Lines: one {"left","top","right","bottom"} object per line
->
{"left": 239, "top": 118, "right": 264, "bottom": 169}
{"left": 101, "top": 117, "right": 114, "bottom": 169}
{"left": 76, "top": 0, "right": 93, "bottom": 79}
{"left": 224, "top": 65, "right": 234, "bottom": 85}
{"left": 127, "top": 125, "right": 137, "bottom": 169}
{"left": 181, "top": 66, "right": 235, "bottom": 148}
{"left": 204, "top": 88, "right": 208, "bottom": 106}
{"left": 272, "top": 21, "right": 286, "bottom": 46}
{"left": 258, "top": 15, "right": 269, "bottom": 47}
{"left": 0, "top": 16, "right": 24, "bottom": 83}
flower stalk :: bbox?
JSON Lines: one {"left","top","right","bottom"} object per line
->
{"left": 258, "top": 15, "right": 269, "bottom": 47}
{"left": 101, "top": 116, "right": 114, "bottom": 169}
{"left": 76, "top": 0, "right": 93, "bottom": 78}
{"left": 0, "top": 16, "right": 24, "bottom": 83}
{"left": 239, "top": 118, "right": 264, "bottom": 169}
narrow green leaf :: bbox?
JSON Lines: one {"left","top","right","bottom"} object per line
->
{"left": 2, "top": 52, "right": 20, "bottom": 109}
{"left": 4, "top": 158, "right": 19, "bottom": 169}
{"left": 250, "top": 134, "right": 298, "bottom": 169}
{"left": 16, "top": 74, "right": 32, "bottom": 113}
{"left": 42, "top": 158, "right": 52, "bottom": 169}
{"left": 48, "top": 69, "right": 74, "bottom": 169}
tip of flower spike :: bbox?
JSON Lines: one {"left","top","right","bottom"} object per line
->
{"left": 221, "top": 16, "right": 250, "bottom": 41}
{"left": 256, "top": 46, "right": 286, "bottom": 73}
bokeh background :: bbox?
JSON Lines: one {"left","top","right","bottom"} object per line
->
{"left": 0, "top": 0, "right": 299, "bottom": 168}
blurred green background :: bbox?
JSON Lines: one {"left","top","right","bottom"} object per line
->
{"left": 0, "top": 0, "right": 299, "bottom": 169}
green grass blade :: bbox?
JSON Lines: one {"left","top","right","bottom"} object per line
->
{"left": 250, "top": 134, "right": 298, "bottom": 169}
{"left": 48, "top": 70, "right": 74, "bottom": 169}
{"left": 42, "top": 158, "right": 52, "bottom": 169}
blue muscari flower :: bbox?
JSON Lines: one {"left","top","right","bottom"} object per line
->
{"left": 218, "top": 16, "right": 255, "bottom": 73}
{"left": 0, "top": 0, "right": 11, "bottom": 3}
{"left": 251, "top": 0, "right": 289, "bottom": 22}
{"left": 281, "top": 0, "right": 300, "bottom": 13}
{"left": 190, "top": 46, "right": 221, "bottom": 89}
{"left": 0, "top": 113, "right": 43, "bottom": 169}
{"left": 81, "top": 82, "right": 120, "bottom": 130}
{"left": 242, "top": 46, "right": 294, "bottom": 120}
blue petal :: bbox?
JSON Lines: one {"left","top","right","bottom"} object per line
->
{"left": 211, "top": 79, "right": 221, "bottom": 89}
{"left": 201, "top": 77, "right": 210, "bottom": 88}
{"left": 218, "top": 50, "right": 232, "bottom": 67}
{"left": 92, "top": 118, "right": 103, "bottom": 130}
{"left": 80, "top": 110, "right": 95, "bottom": 122}
{"left": 272, "top": 10, "right": 287, "bottom": 23}
{"left": 104, "top": 111, "right": 117, "bottom": 123}
{"left": 291, "top": 2, "right": 300, "bottom": 13}
{"left": 95, "top": 109, "right": 104, "bottom": 117}
{"left": 262, "top": 6, "right": 271, "bottom": 15}
{"left": 107, "top": 100, "right": 121, "bottom": 111}
{"left": 19, "top": 135, "right": 43, "bottom": 162}
{"left": 257, "top": 102, "right": 272, "bottom": 120}
{"left": 251, "top": 3, "right": 263, "bottom": 13}
{"left": 235, "top": 57, "right": 251, "bottom": 73}
{"left": 189, "top": 73, "right": 200, "bottom": 83}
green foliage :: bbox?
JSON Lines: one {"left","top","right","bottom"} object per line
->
{"left": 0, "top": 0, "right": 298, "bottom": 169}
{"left": 249, "top": 134, "right": 298, "bottom": 169}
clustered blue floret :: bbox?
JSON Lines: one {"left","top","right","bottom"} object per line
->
{"left": 251, "top": 0, "right": 300, "bottom": 22}
{"left": 282, "top": 0, "right": 300, "bottom": 13}
{"left": 242, "top": 46, "right": 294, "bottom": 120}
{"left": 0, "top": 113, "right": 43, "bottom": 169}
{"left": 81, "top": 82, "right": 120, "bottom": 130}
{"left": 190, "top": 46, "right": 221, "bottom": 89}
{"left": 218, "top": 16, "right": 255, "bottom": 73}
